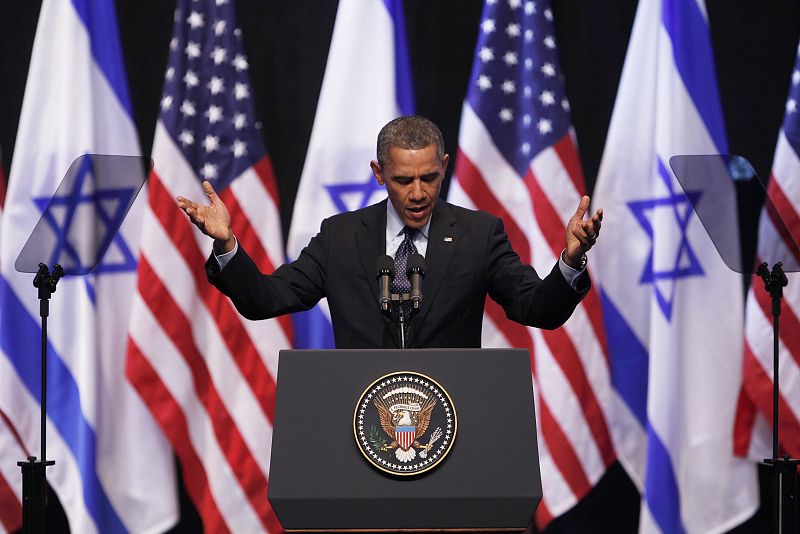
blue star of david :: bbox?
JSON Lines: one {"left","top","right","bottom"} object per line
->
{"left": 627, "top": 159, "right": 704, "bottom": 321}
{"left": 325, "top": 175, "right": 383, "bottom": 213}
{"left": 33, "top": 157, "right": 137, "bottom": 278}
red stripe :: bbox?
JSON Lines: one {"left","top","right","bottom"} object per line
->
{"left": 136, "top": 256, "right": 279, "bottom": 530}
{"left": 0, "top": 409, "right": 28, "bottom": 455}
{"left": 752, "top": 273, "right": 800, "bottom": 369}
{"left": 253, "top": 155, "right": 280, "bottom": 209}
{"left": 126, "top": 340, "right": 231, "bottom": 534}
{"left": 733, "top": 383, "right": 757, "bottom": 457}
{"left": 0, "top": 471, "right": 21, "bottom": 533}
{"left": 542, "top": 328, "right": 615, "bottom": 467}
{"left": 766, "top": 175, "right": 800, "bottom": 265}
{"left": 534, "top": 499, "right": 554, "bottom": 530}
{"left": 539, "top": 400, "right": 592, "bottom": 497}
{"left": 523, "top": 168, "right": 563, "bottom": 256}
{"left": 0, "top": 408, "right": 25, "bottom": 532}
{"left": 0, "top": 166, "right": 6, "bottom": 208}
{"left": 455, "top": 149, "right": 532, "bottom": 262}
{"left": 741, "top": 342, "right": 800, "bottom": 458}
{"left": 150, "top": 173, "right": 278, "bottom": 422}
{"left": 552, "top": 134, "right": 587, "bottom": 195}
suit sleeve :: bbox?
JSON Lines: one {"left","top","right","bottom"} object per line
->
{"left": 205, "top": 219, "right": 331, "bottom": 320}
{"left": 485, "top": 216, "right": 589, "bottom": 329}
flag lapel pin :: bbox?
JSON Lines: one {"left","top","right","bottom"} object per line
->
{"left": 444, "top": 236, "right": 453, "bottom": 242}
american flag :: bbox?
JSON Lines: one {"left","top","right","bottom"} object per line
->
{"left": 0, "top": 151, "right": 22, "bottom": 531}
{"left": 735, "top": 42, "right": 800, "bottom": 464}
{"left": 448, "top": 0, "right": 616, "bottom": 527}
{"left": 125, "top": 0, "right": 290, "bottom": 532}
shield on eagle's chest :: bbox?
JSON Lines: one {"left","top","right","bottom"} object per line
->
{"left": 395, "top": 425, "right": 416, "bottom": 451}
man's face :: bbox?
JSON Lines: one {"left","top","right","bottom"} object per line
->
{"left": 370, "top": 145, "right": 449, "bottom": 229}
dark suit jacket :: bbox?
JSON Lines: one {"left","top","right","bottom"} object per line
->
{"left": 206, "top": 199, "right": 588, "bottom": 348}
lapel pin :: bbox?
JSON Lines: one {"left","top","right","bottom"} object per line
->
{"left": 444, "top": 236, "right": 453, "bottom": 242}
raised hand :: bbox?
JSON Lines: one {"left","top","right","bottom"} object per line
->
{"left": 564, "top": 195, "right": 603, "bottom": 269}
{"left": 176, "top": 180, "right": 236, "bottom": 253}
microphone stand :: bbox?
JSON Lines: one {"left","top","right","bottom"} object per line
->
{"left": 757, "top": 261, "right": 798, "bottom": 534}
{"left": 390, "top": 292, "right": 413, "bottom": 349}
{"left": 18, "top": 262, "right": 62, "bottom": 534}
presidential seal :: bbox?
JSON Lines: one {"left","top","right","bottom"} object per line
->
{"left": 354, "top": 371, "right": 457, "bottom": 476}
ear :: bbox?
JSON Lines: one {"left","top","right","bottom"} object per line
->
{"left": 370, "top": 160, "right": 385, "bottom": 185}
{"left": 442, "top": 153, "right": 450, "bottom": 174}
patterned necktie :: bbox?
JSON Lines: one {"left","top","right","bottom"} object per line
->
{"left": 391, "top": 226, "right": 418, "bottom": 318}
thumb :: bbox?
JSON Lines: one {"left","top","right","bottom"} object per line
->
{"left": 573, "top": 195, "right": 590, "bottom": 219}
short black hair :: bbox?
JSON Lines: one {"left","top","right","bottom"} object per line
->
{"left": 376, "top": 115, "right": 445, "bottom": 166}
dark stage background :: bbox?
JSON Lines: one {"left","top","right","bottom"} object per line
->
{"left": 1, "top": 1, "right": 799, "bottom": 532}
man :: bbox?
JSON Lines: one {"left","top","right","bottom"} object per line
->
{"left": 177, "top": 116, "right": 602, "bottom": 348}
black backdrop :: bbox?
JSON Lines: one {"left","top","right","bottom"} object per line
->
{"left": 1, "top": 1, "right": 799, "bottom": 532}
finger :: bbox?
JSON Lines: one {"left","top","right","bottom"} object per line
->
{"left": 573, "top": 195, "right": 590, "bottom": 220}
{"left": 572, "top": 224, "right": 592, "bottom": 243}
{"left": 202, "top": 180, "right": 219, "bottom": 203}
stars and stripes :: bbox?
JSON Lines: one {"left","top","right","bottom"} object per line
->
{"left": 126, "top": 0, "right": 290, "bottom": 532}
{"left": 735, "top": 40, "right": 800, "bottom": 468}
{"left": 0, "top": 148, "right": 23, "bottom": 534}
{"left": 449, "top": 0, "right": 616, "bottom": 527}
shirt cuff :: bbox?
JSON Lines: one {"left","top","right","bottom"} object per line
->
{"left": 558, "top": 249, "right": 585, "bottom": 291}
{"left": 214, "top": 236, "right": 239, "bottom": 270}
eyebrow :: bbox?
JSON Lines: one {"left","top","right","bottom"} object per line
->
{"left": 393, "top": 171, "right": 441, "bottom": 181}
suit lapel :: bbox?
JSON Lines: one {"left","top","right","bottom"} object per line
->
{"left": 355, "top": 199, "right": 387, "bottom": 305}
{"left": 355, "top": 199, "right": 400, "bottom": 346}
{"left": 413, "top": 200, "right": 459, "bottom": 329}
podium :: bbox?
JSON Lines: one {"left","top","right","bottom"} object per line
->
{"left": 268, "top": 348, "right": 542, "bottom": 532}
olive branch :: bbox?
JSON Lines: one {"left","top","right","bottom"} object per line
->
{"left": 368, "top": 425, "right": 387, "bottom": 450}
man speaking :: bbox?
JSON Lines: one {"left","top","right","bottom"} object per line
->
{"left": 177, "top": 116, "right": 602, "bottom": 348}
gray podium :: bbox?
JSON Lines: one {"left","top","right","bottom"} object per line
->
{"left": 267, "top": 348, "right": 542, "bottom": 532}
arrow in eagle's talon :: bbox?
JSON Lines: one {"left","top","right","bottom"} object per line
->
{"left": 419, "top": 427, "right": 443, "bottom": 458}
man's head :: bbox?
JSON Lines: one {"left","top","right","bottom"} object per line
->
{"left": 370, "top": 116, "right": 450, "bottom": 229}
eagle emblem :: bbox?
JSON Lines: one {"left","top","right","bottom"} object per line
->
{"left": 354, "top": 371, "right": 456, "bottom": 476}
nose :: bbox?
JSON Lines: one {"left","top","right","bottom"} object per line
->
{"left": 409, "top": 178, "right": 424, "bottom": 199}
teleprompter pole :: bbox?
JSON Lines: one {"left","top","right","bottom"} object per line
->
{"left": 757, "top": 261, "right": 798, "bottom": 534}
{"left": 17, "top": 263, "right": 62, "bottom": 534}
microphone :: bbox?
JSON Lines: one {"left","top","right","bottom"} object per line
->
{"left": 375, "top": 255, "right": 395, "bottom": 313}
{"left": 407, "top": 253, "right": 425, "bottom": 310}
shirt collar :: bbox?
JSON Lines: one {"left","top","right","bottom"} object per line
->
{"left": 386, "top": 200, "right": 431, "bottom": 240}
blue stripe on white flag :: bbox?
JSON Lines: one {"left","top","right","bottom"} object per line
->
{"left": 661, "top": 0, "right": 726, "bottom": 153}
{"left": 383, "top": 0, "right": 414, "bottom": 116}
{"left": 0, "top": 278, "right": 125, "bottom": 533}
{"left": 645, "top": 423, "right": 686, "bottom": 534}
{"left": 600, "top": 290, "right": 648, "bottom": 427}
{"left": 70, "top": 0, "right": 133, "bottom": 115}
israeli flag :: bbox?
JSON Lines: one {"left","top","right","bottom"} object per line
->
{"left": 286, "top": 0, "right": 413, "bottom": 348}
{"left": 591, "top": 0, "right": 758, "bottom": 531}
{"left": 0, "top": 1, "right": 176, "bottom": 532}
